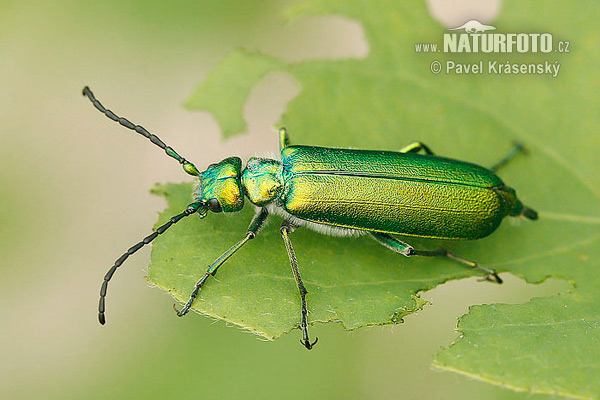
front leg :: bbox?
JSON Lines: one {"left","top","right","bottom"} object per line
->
{"left": 280, "top": 220, "right": 318, "bottom": 350}
{"left": 174, "top": 207, "right": 269, "bottom": 317}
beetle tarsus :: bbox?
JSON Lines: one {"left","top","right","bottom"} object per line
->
{"left": 474, "top": 265, "right": 503, "bottom": 284}
{"left": 511, "top": 141, "right": 527, "bottom": 154}
{"left": 468, "top": 261, "right": 503, "bottom": 284}
{"left": 173, "top": 303, "right": 187, "bottom": 317}
{"left": 412, "top": 247, "right": 503, "bottom": 284}
{"left": 480, "top": 271, "right": 503, "bottom": 284}
{"left": 491, "top": 271, "right": 503, "bottom": 284}
{"left": 300, "top": 337, "right": 319, "bottom": 350}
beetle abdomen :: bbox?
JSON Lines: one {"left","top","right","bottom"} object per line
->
{"left": 281, "top": 146, "right": 509, "bottom": 240}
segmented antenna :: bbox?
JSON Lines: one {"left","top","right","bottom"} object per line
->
{"left": 82, "top": 86, "right": 200, "bottom": 176}
{"left": 99, "top": 202, "right": 205, "bottom": 325}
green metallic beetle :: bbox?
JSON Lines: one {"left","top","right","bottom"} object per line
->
{"left": 84, "top": 87, "right": 538, "bottom": 350}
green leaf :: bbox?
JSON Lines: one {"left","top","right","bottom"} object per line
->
{"left": 433, "top": 294, "right": 600, "bottom": 399}
{"left": 150, "top": 0, "right": 599, "bottom": 397}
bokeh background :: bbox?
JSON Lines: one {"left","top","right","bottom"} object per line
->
{"left": 0, "top": 1, "right": 571, "bottom": 399}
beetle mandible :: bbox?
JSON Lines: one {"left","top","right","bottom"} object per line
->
{"left": 83, "top": 86, "right": 538, "bottom": 350}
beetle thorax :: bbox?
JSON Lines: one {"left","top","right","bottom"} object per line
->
{"left": 241, "top": 157, "right": 284, "bottom": 206}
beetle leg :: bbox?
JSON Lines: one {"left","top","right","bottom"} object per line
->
{"left": 413, "top": 248, "right": 502, "bottom": 283}
{"left": 490, "top": 142, "right": 527, "bottom": 172}
{"left": 399, "top": 141, "right": 434, "bottom": 155}
{"left": 370, "top": 232, "right": 414, "bottom": 255}
{"left": 280, "top": 221, "right": 318, "bottom": 350}
{"left": 278, "top": 127, "right": 290, "bottom": 151}
{"left": 174, "top": 207, "right": 269, "bottom": 317}
{"left": 370, "top": 232, "right": 502, "bottom": 284}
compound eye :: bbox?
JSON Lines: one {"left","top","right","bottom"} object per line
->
{"left": 208, "top": 198, "right": 222, "bottom": 213}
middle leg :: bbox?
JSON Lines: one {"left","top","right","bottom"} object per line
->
{"left": 280, "top": 220, "right": 318, "bottom": 350}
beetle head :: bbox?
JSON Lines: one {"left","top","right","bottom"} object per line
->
{"left": 196, "top": 157, "right": 244, "bottom": 213}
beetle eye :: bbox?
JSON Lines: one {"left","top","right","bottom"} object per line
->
{"left": 208, "top": 198, "right": 222, "bottom": 213}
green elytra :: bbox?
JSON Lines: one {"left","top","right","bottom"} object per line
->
{"left": 83, "top": 87, "right": 537, "bottom": 350}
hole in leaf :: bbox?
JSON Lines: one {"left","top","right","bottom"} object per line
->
{"left": 261, "top": 15, "right": 369, "bottom": 62}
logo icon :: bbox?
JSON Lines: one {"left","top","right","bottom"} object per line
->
{"left": 447, "top": 19, "right": 496, "bottom": 34}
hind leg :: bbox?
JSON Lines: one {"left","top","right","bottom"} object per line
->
{"left": 369, "top": 232, "right": 502, "bottom": 283}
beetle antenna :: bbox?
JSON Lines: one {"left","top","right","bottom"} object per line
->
{"left": 521, "top": 205, "right": 538, "bottom": 220}
{"left": 98, "top": 202, "right": 206, "bottom": 325}
{"left": 82, "top": 86, "right": 201, "bottom": 177}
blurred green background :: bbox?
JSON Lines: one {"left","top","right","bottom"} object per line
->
{"left": 0, "top": 1, "right": 571, "bottom": 399}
